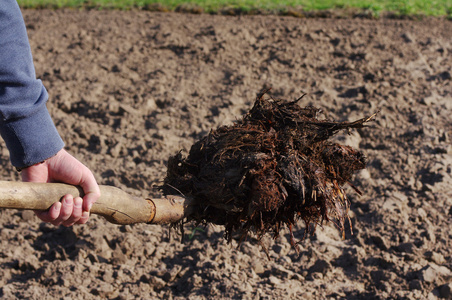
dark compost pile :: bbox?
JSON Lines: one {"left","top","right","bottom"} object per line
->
{"left": 164, "top": 91, "right": 376, "bottom": 249}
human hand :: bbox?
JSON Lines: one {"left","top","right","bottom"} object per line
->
{"left": 21, "top": 149, "right": 101, "bottom": 226}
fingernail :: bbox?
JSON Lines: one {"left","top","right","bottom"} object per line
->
{"left": 74, "top": 197, "right": 83, "bottom": 208}
{"left": 82, "top": 211, "right": 90, "bottom": 219}
{"left": 63, "top": 195, "right": 72, "bottom": 205}
{"left": 88, "top": 203, "right": 93, "bottom": 211}
{"left": 54, "top": 202, "right": 62, "bottom": 211}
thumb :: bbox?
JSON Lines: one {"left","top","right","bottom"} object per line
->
{"left": 79, "top": 169, "right": 101, "bottom": 212}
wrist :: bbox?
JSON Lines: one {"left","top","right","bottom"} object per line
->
{"left": 16, "top": 150, "right": 60, "bottom": 172}
{"left": 16, "top": 160, "right": 45, "bottom": 172}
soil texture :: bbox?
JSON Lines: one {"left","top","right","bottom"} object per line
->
{"left": 0, "top": 9, "right": 451, "bottom": 300}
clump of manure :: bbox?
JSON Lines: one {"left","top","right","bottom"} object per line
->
{"left": 163, "top": 90, "right": 376, "bottom": 251}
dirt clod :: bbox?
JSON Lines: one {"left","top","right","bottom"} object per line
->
{"left": 164, "top": 91, "right": 376, "bottom": 249}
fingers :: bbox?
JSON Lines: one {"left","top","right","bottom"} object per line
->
{"left": 34, "top": 194, "right": 87, "bottom": 227}
{"left": 35, "top": 202, "right": 62, "bottom": 222}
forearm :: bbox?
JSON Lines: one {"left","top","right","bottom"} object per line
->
{"left": 0, "top": 0, "right": 64, "bottom": 168}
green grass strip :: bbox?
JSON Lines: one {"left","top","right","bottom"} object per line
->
{"left": 17, "top": 0, "right": 452, "bottom": 17}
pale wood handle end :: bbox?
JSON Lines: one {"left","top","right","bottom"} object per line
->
{"left": 0, "top": 181, "right": 192, "bottom": 225}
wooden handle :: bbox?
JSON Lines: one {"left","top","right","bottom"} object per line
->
{"left": 0, "top": 181, "right": 192, "bottom": 225}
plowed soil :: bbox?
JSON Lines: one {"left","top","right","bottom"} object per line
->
{"left": 0, "top": 9, "right": 451, "bottom": 299}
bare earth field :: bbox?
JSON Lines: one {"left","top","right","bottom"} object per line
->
{"left": 0, "top": 9, "right": 451, "bottom": 299}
